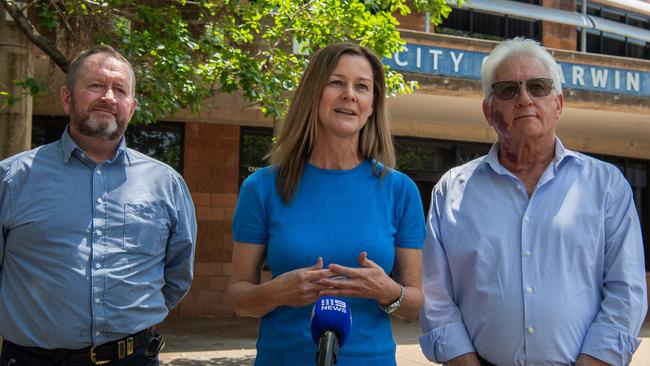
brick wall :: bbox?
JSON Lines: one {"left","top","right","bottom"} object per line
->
{"left": 542, "top": 0, "right": 577, "bottom": 51}
{"left": 172, "top": 122, "right": 239, "bottom": 318}
{"left": 395, "top": 0, "right": 427, "bottom": 33}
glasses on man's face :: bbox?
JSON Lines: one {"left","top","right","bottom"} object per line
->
{"left": 491, "top": 78, "right": 554, "bottom": 101}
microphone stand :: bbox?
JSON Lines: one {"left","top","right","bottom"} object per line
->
{"left": 316, "top": 330, "right": 339, "bottom": 366}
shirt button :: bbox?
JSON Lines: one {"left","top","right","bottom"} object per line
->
{"left": 96, "top": 230, "right": 102, "bottom": 236}
{"left": 525, "top": 250, "right": 532, "bottom": 257}
{"left": 95, "top": 263, "right": 101, "bottom": 269}
{"left": 95, "top": 298, "right": 100, "bottom": 304}
{"left": 526, "top": 287, "right": 534, "bottom": 293}
{"left": 527, "top": 327, "right": 534, "bottom": 334}
{"left": 523, "top": 216, "right": 530, "bottom": 222}
{"left": 96, "top": 170, "right": 102, "bottom": 175}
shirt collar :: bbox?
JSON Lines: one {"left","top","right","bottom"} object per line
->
{"left": 483, "top": 143, "right": 506, "bottom": 175}
{"left": 551, "top": 137, "right": 583, "bottom": 170}
{"left": 483, "top": 136, "right": 583, "bottom": 175}
{"left": 61, "top": 125, "right": 77, "bottom": 163}
{"left": 61, "top": 125, "right": 131, "bottom": 165}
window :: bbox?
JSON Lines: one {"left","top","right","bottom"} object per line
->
{"left": 438, "top": 0, "right": 541, "bottom": 41}
{"left": 576, "top": 1, "right": 650, "bottom": 60}
{"left": 239, "top": 126, "right": 273, "bottom": 186}
{"left": 395, "top": 137, "right": 491, "bottom": 215}
{"left": 31, "top": 116, "right": 185, "bottom": 173}
{"left": 126, "top": 122, "right": 184, "bottom": 173}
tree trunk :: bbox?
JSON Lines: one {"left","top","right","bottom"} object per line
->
{"left": 1, "top": 7, "right": 33, "bottom": 160}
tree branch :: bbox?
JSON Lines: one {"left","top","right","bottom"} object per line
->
{"left": 259, "top": 0, "right": 314, "bottom": 71}
{"left": 82, "top": 0, "right": 139, "bottom": 23}
{"left": 1, "top": 0, "right": 70, "bottom": 72}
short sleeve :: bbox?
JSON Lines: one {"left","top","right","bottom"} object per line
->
{"left": 232, "top": 169, "right": 273, "bottom": 244}
{"left": 394, "top": 173, "right": 425, "bottom": 249}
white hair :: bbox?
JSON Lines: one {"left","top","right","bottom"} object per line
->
{"left": 481, "top": 37, "right": 563, "bottom": 100}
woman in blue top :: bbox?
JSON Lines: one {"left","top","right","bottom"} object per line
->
{"left": 228, "top": 43, "right": 425, "bottom": 365}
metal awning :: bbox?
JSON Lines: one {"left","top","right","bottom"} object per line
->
{"left": 592, "top": 0, "right": 650, "bottom": 17}
{"left": 449, "top": 0, "right": 650, "bottom": 44}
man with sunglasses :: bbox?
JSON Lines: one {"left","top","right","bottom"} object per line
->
{"left": 419, "top": 38, "right": 646, "bottom": 366}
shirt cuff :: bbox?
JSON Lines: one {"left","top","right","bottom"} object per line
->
{"left": 580, "top": 323, "right": 641, "bottom": 366}
{"left": 419, "top": 321, "right": 475, "bottom": 363}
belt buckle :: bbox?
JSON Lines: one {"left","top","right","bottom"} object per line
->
{"left": 126, "top": 337, "right": 134, "bottom": 356}
{"left": 118, "top": 339, "right": 126, "bottom": 359}
{"left": 117, "top": 337, "right": 135, "bottom": 359}
{"left": 90, "top": 344, "right": 111, "bottom": 365}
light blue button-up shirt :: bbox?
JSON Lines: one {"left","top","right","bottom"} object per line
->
{"left": 0, "top": 127, "right": 196, "bottom": 349}
{"left": 419, "top": 138, "right": 647, "bottom": 366}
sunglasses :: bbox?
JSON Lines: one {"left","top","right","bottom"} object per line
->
{"left": 491, "top": 78, "right": 555, "bottom": 101}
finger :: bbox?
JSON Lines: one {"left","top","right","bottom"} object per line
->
{"left": 300, "top": 258, "right": 325, "bottom": 282}
{"left": 299, "top": 279, "right": 328, "bottom": 294}
{"left": 358, "top": 252, "right": 380, "bottom": 269}
{"left": 312, "top": 268, "right": 337, "bottom": 276}
{"left": 308, "top": 281, "right": 329, "bottom": 292}
{"left": 358, "top": 251, "right": 367, "bottom": 263}
{"left": 308, "top": 269, "right": 337, "bottom": 281}
{"left": 327, "top": 263, "right": 358, "bottom": 278}
{"left": 307, "top": 256, "right": 323, "bottom": 270}
{"left": 317, "top": 276, "right": 355, "bottom": 288}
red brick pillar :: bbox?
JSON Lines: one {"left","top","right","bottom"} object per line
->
{"left": 395, "top": 0, "right": 428, "bottom": 33}
{"left": 542, "top": 0, "right": 577, "bottom": 51}
{"left": 174, "top": 123, "right": 239, "bottom": 317}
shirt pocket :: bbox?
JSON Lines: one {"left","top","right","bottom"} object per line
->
{"left": 123, "top": 202, "right": 169, "bottom": 256}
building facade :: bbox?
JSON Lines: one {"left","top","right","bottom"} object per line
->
{"left": 2, "top": 0, "right": 650, "bottom": 318}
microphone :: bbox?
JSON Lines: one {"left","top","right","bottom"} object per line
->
{"left": 310, "top": 296, "right": 352, "bottom": 366}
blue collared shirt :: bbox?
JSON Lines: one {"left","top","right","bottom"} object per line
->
{"left": 0, "top": 127, "right": 197, "bottom": 349}
{"left": 419, "top": 138, "right": 647, "bottom": 366}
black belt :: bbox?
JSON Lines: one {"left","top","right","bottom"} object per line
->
{"left": 3, "top": 328, "right": 159, "bottom": 365}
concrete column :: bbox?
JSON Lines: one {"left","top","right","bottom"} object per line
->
{"left": 0, "top": 6, "right": 34, "bottom": 159}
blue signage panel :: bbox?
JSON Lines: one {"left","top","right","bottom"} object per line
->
{"left": 384, "top": 43, "right": 650, "bottom": 97}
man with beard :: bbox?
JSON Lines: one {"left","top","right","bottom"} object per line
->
{"left": 419, "top": 38, "right": 646, "bottom": 366}
{"left": 0, "top": 46, "right": 197, "bottom": 366}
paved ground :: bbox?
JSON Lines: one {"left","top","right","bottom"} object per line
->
{"left": 157, "top": 317, "right": 650, "bottom": 366}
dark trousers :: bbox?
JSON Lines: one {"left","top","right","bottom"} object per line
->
{"left": 0, "top": 341, "right": 159, "bottom": 366}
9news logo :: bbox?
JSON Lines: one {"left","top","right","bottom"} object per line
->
{"left": 319, "top": 298, "right": 348, "bottom": 313}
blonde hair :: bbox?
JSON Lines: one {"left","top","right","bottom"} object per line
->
{"left": 269, "top": 43, "right": 395, "bottom": 204}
